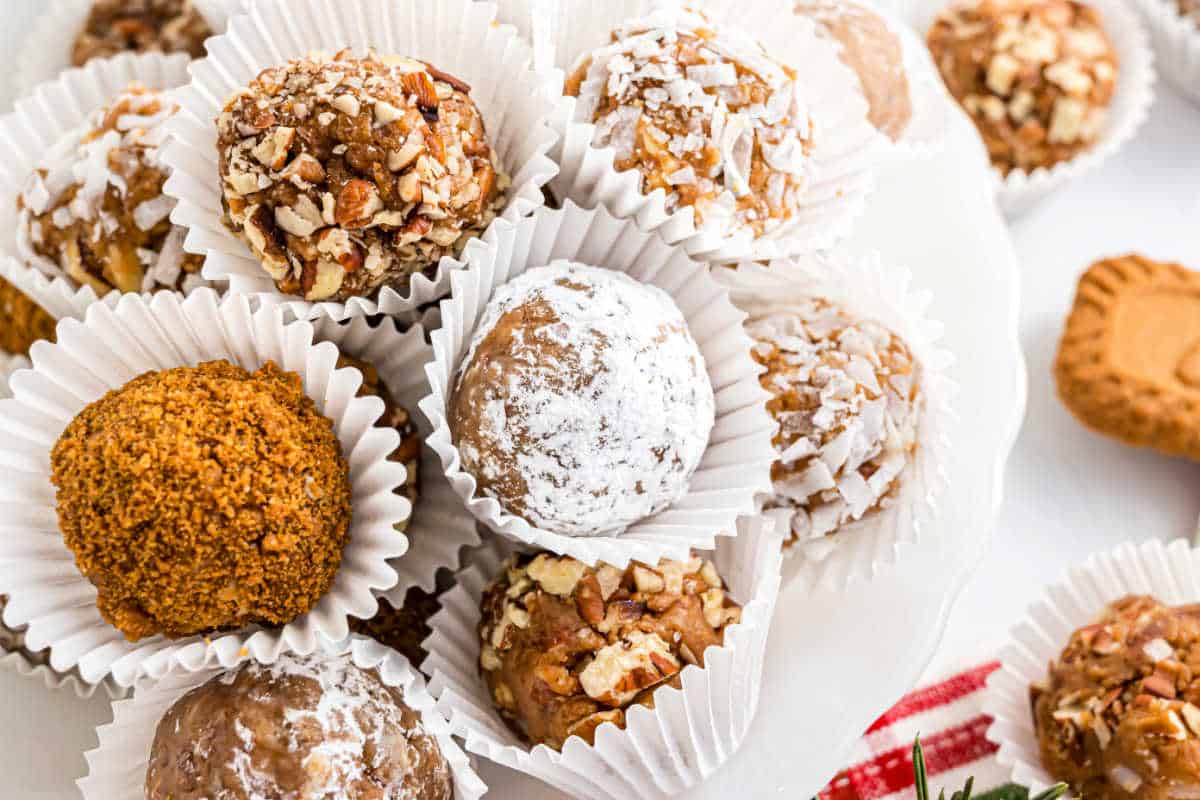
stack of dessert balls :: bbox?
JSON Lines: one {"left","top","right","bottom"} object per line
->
{"left": 0, "top": 0, "right": 940, "bottom": 797}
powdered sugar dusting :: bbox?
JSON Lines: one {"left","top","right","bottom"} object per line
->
{"left": 748, "top": 300, "right": 921, "bottom": 547}
{"left": 570, "top": 6, "right": 815, "bottom": 244}
{"left": 452, "top": 262, "right": 715, "bottom": 537}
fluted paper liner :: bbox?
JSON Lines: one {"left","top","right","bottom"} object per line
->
{"left": 292, "top": 305, "right": 484, "bottom": 597}
{"left": 495, "top": 0, "right": 881, "bottom": 264}
{"left": 423, "top": 515, "right": 783, "bottom": 799}
{"left": 162, "top": 0, "right": 560, "bottom": 320}
{"left": 422, "top": 201, "right": 776, "bottom": 568}
{"left": 715, "top": 251, "right": 956, "bottom": 588}
{"left": 901, "top": 0, "right": 1155, "bottom": 216}
{"left": 0, "top": 53, "right": 195, "bottom": 321}
{"left": 12, "top": 0, "right": 220, "bottom": 98}
{"left": 0, "top": 288, "right": 412, "bottom": 687}
{"left": 982, "top": 538, "right": 1200, "bottom": 796}
{"left": 1132, "top": 0, "right": 1200, "bottom": 106}
{"left": 0, "top": 618, "right": 124, "bottom": 699}
{"left": 78, "top": 635, "right": 487, "bottom": 800}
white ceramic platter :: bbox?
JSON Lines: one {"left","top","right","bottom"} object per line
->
{"left": 0, "top": 4, "right": 1024, "bottom": 797}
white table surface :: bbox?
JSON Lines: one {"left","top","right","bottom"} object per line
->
{"left": 3, "top": 2, "right": 1200, "bottom": 797}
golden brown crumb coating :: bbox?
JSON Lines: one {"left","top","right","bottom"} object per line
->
{"left": 51, "top": 360, "right": 351, "bottom": 641}
{"left": 0, "top": 275, "right": 56, "bottom": 356}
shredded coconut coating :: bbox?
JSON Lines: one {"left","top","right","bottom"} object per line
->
{"left": 748, "top": 302, "right": 921, "bottom": 548}
{"left": 0, "top": 275, "right": 56, "bottom": 357}
{"left": 565, "top": 6, "right": 815, "bottom": 243}
{"left": 1032, "top": 595, "right": 1200, "bottom": 800}
{"left": 449, "top": 263, "right": 714, "bottom": 537}
{"left": 927, "top": 0, "right": 1118, "bottom": 174}
{"left": 479, "top": 551, "right": 741, "bottom": 751}
{"left": 795, "top": 0, "right": 912, "bottom": 141}
{"left": 217, "top": 50, "right": 509, "bottom": 301}
{"left": 16, "top": 83, "right": 207, "bottom": 296}
{"left": 50, "top": 360, "right": 351, "bottom": 642}
{"left": 145, "top": 652, "right": 453, "bottom": 800}
{"left": 71, "top": 0, "right": 210, "bottom": 67}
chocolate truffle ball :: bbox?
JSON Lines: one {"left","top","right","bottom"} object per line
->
{"left": 0, "top": 276, "right": 56, "bottom": 357}
{"left": 350, "top": 587, "right": 443, "bottom": 667}
{"left": 146, "top": 651, "right": 453, "bottom": 800}
{"left": 217, "top": 50, "right": 509, "bottom": 302}
{"left": 565, "top": 7, "right": 815, "bottom": 245}
{"left": 338, "top": 353, "right": 421, "bottom": 528}
{"left": 796, "top": 0, "right": 913, "bottom": 141}
{"left": 71, "top": 0, "right": 211, "bottom": 67}
{"left": 479, "top": 552, "right": 742, "bottom": 750}
{"left": 50, "top": 360, "right": 351, "bottom": 641}
{"left": 16, "top": 83, "right": 206, "bottom": 296}
{"left": 449, "top": 263, "right": 714, "bottom": 537}
{"left": 927, "top": 0, "right": 1119, "bottom": 175}
{"left": 748, "top": 301, "right": 921, "bottom": 551}
{"left": 1032, "top": 595, "right": 1200, "bottom": 799}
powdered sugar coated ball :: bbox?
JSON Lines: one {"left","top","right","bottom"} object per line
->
{"left": 748, "top": 300, "right": 921, "bottom": 550}
{"left": 449, "top": 262, "right": 715, "bottom": 537}
{"left": 565, "top": 6, "right": 816, "bottom": 246}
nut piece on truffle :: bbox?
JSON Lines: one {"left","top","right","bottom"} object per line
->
{"left": 217, "top": 49, "right": 510, "bottom": 302}
{"left": 50, "top": 360, "right": 352, "bottom": 641}
{"left": 795, "top": 0, "right": 912, "bottom": 141}
{"left": 71, "top": 0, "right": 211, "bottom": 67}
{"left": 350, "top": 586, "right": 443, "bottom": 667}
{"left": 449, "top": 263, "right": 715, "bottom": 538}
{"left": 16, "top": 83, "right": 206, "bottom": 296}
{"left": 0, "top": 276, "right": 56, "bottom": 357}
{"left": 478, "top": 551, "right": 742, "bottom": 750}
{"left": 145, "top": 651, "right": 453, "bottom": 800}
{"left": 338, "top": 353, "right": 421, "bottom": 526}
{"left": 564, "top": 6, "right": 816, "bottom": 245}
{"left": 748, "top": 301, "right": 921, "bottom": 551}
{"left": 1031, "top": 595, "right": 1200, "bottom": 799}
{"left": 927, "top": 0, "right": 1118, "bottom": 175}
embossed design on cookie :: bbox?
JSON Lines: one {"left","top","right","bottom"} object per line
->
{"left": 1055, "top": 254, "right": 1200, "bottom": 458}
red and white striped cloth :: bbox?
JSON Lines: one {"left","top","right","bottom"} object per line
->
{"left": 820, "top": 662, "right": 1019, "bottom": 800}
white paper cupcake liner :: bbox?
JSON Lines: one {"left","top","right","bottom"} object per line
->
{"left": 0, "top": 53, "right": 196, "bottom": 321}
{"left": 0, "top": 351, "right": 31, "bottom": 401}
{"left": 1133, "top": 0, "right": 1200, "bottom": 105}
{"left": 422, "top": 514, "right": 783, "bottom": 799}
{"left": 714, "top": 251, "right": 957, "bottom": 588}
{"left": 293, "top": 305, "right": 484, "bottom": 598}
{"left": 421, "top": 201, "right": 776, "bottom": 568}
{"left": 901, "top": 0, "right": 1156, "bottom": 216}
{"left": 0, "top": 288, "right": 413, "bottom": 687}
{"left": 982, "top": 538, "right": 1200, "bottom": 796}
{"left": 78, "top": 635, "right": 487, "bottom": 800}
{"left": 0, "top": 612, "right": 125, "bottom": 700}
{"left": 502, "top": 0, "right": 881, "bottom": 264}
{"left": 162, "top": 0, "right": 560, "bottom": 321}
{"left": 12, "top": 0, "right": 219, "bottom": 99}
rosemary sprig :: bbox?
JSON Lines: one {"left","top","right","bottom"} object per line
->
{"left": 911, "top": 736, "right": 1070, "bottom": 800}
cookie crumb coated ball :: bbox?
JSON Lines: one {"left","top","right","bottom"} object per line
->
{"left": 71, "top": 0, "right": 211, "bottom": 67}
{"left": 16, "top": 83, "right": 206, "bottom": 296}
{"left": 1032, "top": 595, "right": 1200, "bottom": 799}
{"left": 145, "top": 652, "right": 453, "bottom": 800}
{"left": 338, "top": 353, "right": 422, "bottom": 525}
{"left": 927, "top": 0, "right": 1118, "bottom": 175}
{"left": 0, "top": 276, "right": 56, "bottom": 357}
{"left": 449, "top": 263, "right": 715, "bottom": 537}
{"left": 565, "top": 6, "right": 816, "bottom": 244}
{"left": 479, "top": 552, "right": 742, "bottom": 750}
{"left": 218, "top": 50, "right": 509, "bottom": 302}
{"left": 749, "top": 301, "right": 921, "bottom": 550}
{"left": 795, "top": 0, "right": 912, "bottom": 141}
{"left": 50, "top": 360, "right": 351, "bottom": 641}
